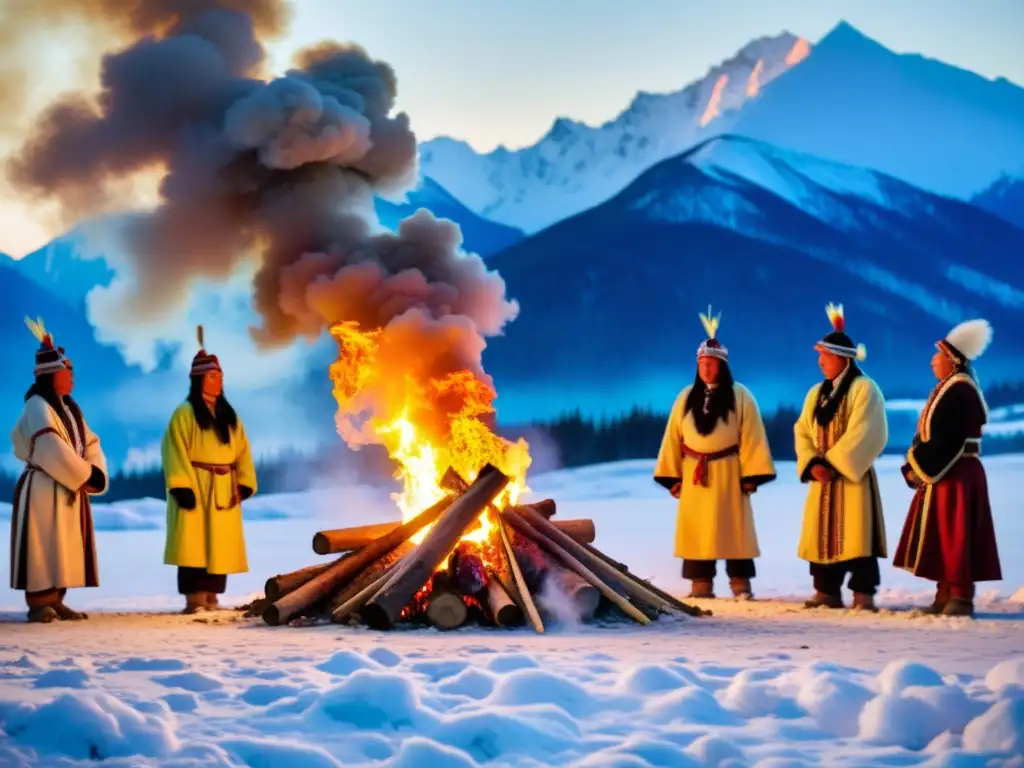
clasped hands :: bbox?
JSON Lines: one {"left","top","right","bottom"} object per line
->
{"left": 810, "top": 463, "right": 835, "bottom": 483}
{"left": 170, "top": 485, "right": 252, "bottom": 509}
{"left": 669, "top": 481, "right": 758, "bottom": 499}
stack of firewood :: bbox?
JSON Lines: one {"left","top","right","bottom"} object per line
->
{"left": 249, "top": 465, "right": 708, "bottom": 630}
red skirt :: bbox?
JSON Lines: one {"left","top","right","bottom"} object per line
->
{"left": 893, "top": 457, "right": 1002, "bottom": 584}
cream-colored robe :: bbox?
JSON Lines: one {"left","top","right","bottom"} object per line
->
{"left": 655, "top": 383, "right": 776, "bottom": 560}
{"left": 794, "top": 374, "right": 888, "bottom": 564}
{"left": 162, "top": 402, "right": 257, "bottom": 575}
{"left": 10, "top": 395, "right": 108, "bottom": 592}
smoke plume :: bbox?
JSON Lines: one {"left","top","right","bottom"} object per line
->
{"left": 5, "top": 0, "right": 519, "bottom": 394}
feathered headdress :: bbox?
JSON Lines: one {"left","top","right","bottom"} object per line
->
{"left": 696, "top": 305, "right": 728, "bottom": 361}
{"left": 816, "top": 303, "right": 867, "bottom": 361}
{"left": 25, "top": 316, "right": 52, "bottom": 348}
{"left": 190, "top": 323, "right": 222, "bottom": 376}
{"left": 939, "top": 319, "right": 992, "bottom": 365}
{"left": 26, "top": 315, "right": 69, "bottom": 376}
{"left": 825, "top": 302, "right": 845, "bottom": 333}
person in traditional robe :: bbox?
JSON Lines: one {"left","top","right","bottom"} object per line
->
{"left": 162, "top": 326, "right": 257, "bottom": 614}
{"left": 794, "top": 303, "right": 888, "bottom": 611}
{"left": 10, "top": 318, "right": 108, "bottom": 623}
{"left": 893, "top": 319, "right": 1002, "bottom": 617}
{"left": 654, "top": 307, "right": 777, "bottom": 599}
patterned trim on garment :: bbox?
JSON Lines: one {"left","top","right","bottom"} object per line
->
{"left": 27, "top": 427, "right": 60, "bottom": 460}
{"left": 918, "top": 373, "right": 986, "bottom": 442}
{"left": 815, "top": 391, "right": 850, "bottom": 563}
{"left": 907, "top": 441, "right": 969, "bottom": 486}
{"left": 912, "top": 483, "right": 934, "bottom": 574}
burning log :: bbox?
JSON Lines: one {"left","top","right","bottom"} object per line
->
{"left": 312, "top": 522, "right": 400, "bottom": 556}
{"left": 422, "top": 573, "right": 470, "bottom": 631}
{"left": 578, "top": 540, "right": 711, "bottom": 618}
{"left": 510, "top": 531, "right": 549, "bottom": 592}
{"left": 503, "top": 509, "right": 650, "bottom": 625}
{"left": 264, "top": 559, "right": 343, "bottom": 602}
{"left": 329, "top": 541, "right": 415, "bottom": 623}
{"left": 263, "top": 493, "right": 455, "bottom": 626}
{"left": 548, "top": 518, "right": 594, "bottom": 544}
{"left": 448, "top": 543, "right": 489, "bottom": 596}
{"left": 439, "top": 470, "right": 545, "bottom": 633}
{"left": 514, "top": 505, "right": 706, "bottom": 618}
{"left": 485, "top": 577, "right": 522, "bottom": 626}
{"left": 550, "top": 565, "right": 601, "bottom": 621}
{"left": 522, "top": 498, "right": 556, "bottom": 519}
{"left": 312, "top": 516, "right": 593, "bottom": 556}
{"left": 494, "top": 506, "right": 545, "bottom": 633}
{"left": 360, "top": 464, "right": 511, "bottom": 630}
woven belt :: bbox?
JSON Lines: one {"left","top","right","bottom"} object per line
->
{"left": 963, "top": 438, "right": 981, "bottom": 457}
{"left": 190, "top": 461, "right": 239, "bottom": 509}
{"left": 679, "top": 442, "right": 740, "bottom": 487}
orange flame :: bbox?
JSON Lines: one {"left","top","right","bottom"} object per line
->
{"left": 328, "top": 321, "right": 531, "bottom": 549}
{"left": 746, "top": 59, "right": 764, "bottom": 98}
{"left": 785, "top": 37, "right": 811, "bottom": 66}
{"left": 699, "top": 74, "right": 729, "bottom": 127}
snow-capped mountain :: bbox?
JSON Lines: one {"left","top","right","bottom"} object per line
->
{"left": 419, "top": 32, "right": 808, "bottom": 233}
{"left": 5, "top": 235, "right": 116, "bottom": 311}
{"left": 374, "top": 176, "right": 524, "bottom": 257}
{"left": 481, "top": 135, "right": 1024, "bottom": 424}
{"left": 723, "top": 22, "right": 1024, "bottom": 200}
{"left": 972, "top": 175, "right": 1024, "bottom": 230}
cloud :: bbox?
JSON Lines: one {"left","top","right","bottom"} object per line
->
{"left": 122, "top": 442, "right": 160, "bottom": 473}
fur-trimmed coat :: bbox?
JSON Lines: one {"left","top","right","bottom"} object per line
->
{"left": 10, "top": 395, "right": 108, "bottom": 592}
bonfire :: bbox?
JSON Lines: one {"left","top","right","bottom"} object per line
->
{"left": 248, "top": 321, "right": 706, "bottom": 631}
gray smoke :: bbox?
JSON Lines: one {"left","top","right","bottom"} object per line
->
{"left": 5, "top": 1, "right": 519, "bottom": 371}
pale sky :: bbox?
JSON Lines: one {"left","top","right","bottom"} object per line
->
{"left": 1, "top": 0, "right": 1021, "bottom": 257}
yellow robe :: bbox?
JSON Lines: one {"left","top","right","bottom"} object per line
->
{"left": 10, "top": 395, "right": 108, "bottom": 592}
{"left": 794, "top": 374, "right": 888, "bottom": 564}
{"left": 654, "top": 383, "right": 776, "bottom": 560}
{"left": 161, "top": 402, "right": 257, "bottom": 575}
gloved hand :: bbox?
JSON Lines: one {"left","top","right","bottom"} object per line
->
{"left": 170, "top": 487, "right": 197, "bottom": 510}
{"left": 85, "top": 465, "right": 106, "bottom": 494}
{"left": 239, "top": 485, "right": 254, "bottom": 501}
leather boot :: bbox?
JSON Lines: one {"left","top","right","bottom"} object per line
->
{"left": 27, "top": 606, "right": 58, "bottom": 623}
{"left": 852, "top": 592, "right": 878, "bottom": 612}
{"left": 182, "top": 593, "right": 208, "bottom": 615}
{"left": 203, "top": 592, "right": 222, "bottom": 610}
{"left": 917, "top": 582, "right": 949, "bottom": 615}
{"left": 941, "top": 596, "right": 974, "bottom": 618}
{"left": 688, "top": 579, "right": 715, "bottom": 599}
{"left": 53, "top": 601, "right": 88, "bottom": 620}
{"left": 804, "top": 591, "right": 844, "bottom": 609}
{"left": 729, "top": 577, "right": 753, "bottom": 600}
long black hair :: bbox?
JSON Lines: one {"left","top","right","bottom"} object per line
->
{"left": 683, "top": 361, "right": 737, "bottom": 435}
{"left": 814, "top": 359, "right": 863, "bottom": 426}
{"left": 25, "top": 373, "right": 86, "bottom": 451}
{"left": 187, "top": 375, "right": 237, "bottom": 445}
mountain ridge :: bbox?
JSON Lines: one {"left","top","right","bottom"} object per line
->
{"left": 420, "top": 31, "right": 807, "bottom": 232}
{"left": 478, "top": 134, "right": 1024, "bottom": 423}
{"left": 421, "top": 21, "right": 1024, "bottom": 234}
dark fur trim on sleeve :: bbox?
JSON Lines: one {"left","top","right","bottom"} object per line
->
{"left": 654, "top": 476, "right": 680, "bottom": 490}
{"left": 741, "top": 473, "right": 776, "bottom": 488}
{"left": 86, "top": 465, "right": 106, "bottom": 493}
{"left": 908, "top": 380, "right": 982, "bottom": 483}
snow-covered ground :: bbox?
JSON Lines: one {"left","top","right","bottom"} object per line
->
{"left": 1, "top": 457, "right": 1022, "bottom": 766}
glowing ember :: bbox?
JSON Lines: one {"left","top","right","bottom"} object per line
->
{"left": 785, "top": 37, "right": 811, "bottom": 66}
{"left": 328, "top": 321, "right": 531, "bottom": 552}
{"left": 746, "top": 59, "right": 764, "bottom": 98}
{"left": 699, "top": 74, "right": 729, "bottom": 127}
